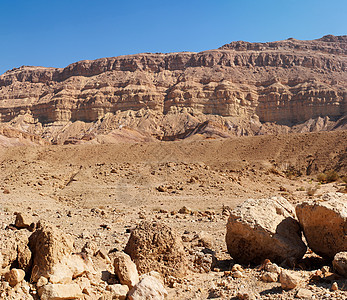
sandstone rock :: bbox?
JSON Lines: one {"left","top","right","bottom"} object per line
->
{"left": 280, "top": 270, "right": 301, "bottom": 290}
{"left": 127, "top": 272, "right": 168, "bottom": 300}
{"left": 37, "top": 276, "right": 49, "bottom": 288}
{"left": 105, "top": 284, "right": 129, "bottom": 300}
{"left": 296, "top": 195, "right": 347, "bottom": 259}
{"left": 178, "top": 206, "right": 191, "bottom": 214}
{"left": 192, "top": 250, "right": 217, "bottom": 273}
{"left": 113, "top": 251, "right": 139, "bottom": 288}
{"left": 226, "top": 197, "right": 306, "bottom": 264}
{"left": 28, "top": 221, "right": 74, "bottom": 282}
{"left": 264, "top": 262, "right": 281, "bottom": 274}
{"left": 332, "top": 252, "right": 347, "bottom": 277}
{"left": 17, "top": 237, "right": 32, "bottom": 273}
{"left": 14, "top": 212, "right": 35, "bottom": 230}
{"left": 38, "top": 283, "right": 83, "bottom": 300}
{"left": 261, "top": 271, "right": 278, "bottom": 282}
{"left": 124, "top": 221, "right": 187, "bottom": 278}
{"left": 4, "top": 268, "right": 26, "bottom": 287}
{"left": 295, "top": 288, "right": 313, "bottom": 299}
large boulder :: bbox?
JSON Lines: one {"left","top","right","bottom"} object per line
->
{"left": 28, "top": 221, "right": 74, "bottom": 282}
{"left": 124, "top": 221, "right": 187, "bottom": 278}
{"left": 296, "top": 194, "right": 347, "bottom": 259}
{"left": 226, "top": 197, "right": 306, "bottom": 264}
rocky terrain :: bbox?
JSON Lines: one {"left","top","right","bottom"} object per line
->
{"left": 0, "top": 35, "right": 346, "bottom": 145}
{"left": 0, "top": 35, "right": 346, "bottom": 299}
{"left": 0, "top": 131, "right": 347, "bottom": 299}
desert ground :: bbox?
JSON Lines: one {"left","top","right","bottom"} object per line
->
{"left": 0, "top": 130, "right": 346, "bottom": 299}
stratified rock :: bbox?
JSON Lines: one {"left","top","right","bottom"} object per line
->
{"left": 113, "top": 252, "right": 139, "bottom": 288}
{"left": 125, "top": 221, "right": 187, "bottom": 278}
{"left": 127, "top": 272, "right": 168, "bottom": 300}
{"left": 296, "top": 195, "right": 347, "bottom": 259}
{"left": 226, "top": 197, "right": 306, "bottom": 264}
{"left": 28, "top": 221, "right": 74, "bottom": 282}
{"left": 4, "top": 268, "right": 25, "bottom": 287}
{"left": 38, "top": 283, "right": 83, "bottom": 300}
{"left": 280, "top": 270, "right": 301, "bottom": 290}
{"left": 333, "top": 252, "right": 347, "bottom": 277}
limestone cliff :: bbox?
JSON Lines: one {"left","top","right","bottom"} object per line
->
{"left": 0, "top": 35, "right": 346, "bottom": 144}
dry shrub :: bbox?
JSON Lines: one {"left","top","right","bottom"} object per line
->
{"left": 317, "top": 170, "right": 339, "bottom": 183}
{"left": 317, "top": 173, "right": 327, "bottom": 183}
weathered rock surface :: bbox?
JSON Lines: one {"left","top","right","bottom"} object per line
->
{"left": 113, "top": 251, "right": 139, "bottom": 288}
{"left": 333, "top": 252, "right": 347, "bottom": 277}
{"left": 28, "top": 220, "right": 75, "bottom": 282}
{"left": 127, "top": 272, "right": 168, "bottom": 300}
{"left": 38, "top": 283, "right": 83, "bottom": 300}
{"left": 124, "top": 221, "right": 188, "bottom": 278}
{"left": 226, "top": 197, "right": 306, "bottom": 264}
{"left": 296, "top": 195, "right": 347, "bottom": 259}
{"left": 4, "top": 268, "right": 25, "bottom": 287}
{"left": 280, "top": 270, "right": 301, "bottom": 290}
{"left": 0, "top": 35, "right": 346, "bottom": 144}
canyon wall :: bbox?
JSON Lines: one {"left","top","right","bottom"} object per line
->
{"left": 0, "top": 35, "right": 345, "bottom": 142}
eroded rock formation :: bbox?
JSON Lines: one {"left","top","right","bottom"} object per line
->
{"left": 0, "top": 35, "right": 346, "bottom": 143}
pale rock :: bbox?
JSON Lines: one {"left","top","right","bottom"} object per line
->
{"left": 261, "top": 271, "right": 278, "bottom": 282}
{"left": 226, "top": 197, "right": 306, "bottom": 264}
{"left": 128, "top": 272, "right": 168, "bottom": 300}
{"left": 4, "top": 268, "right": 26, "bottom": 287}
{"left": 37, "top": 276, "right": 49, "bottom": 288}
{"left": 113, "top": 251, "right": 139, "bottom": 289}
{"left": 280, "top": 270, "right": 300, "bottom": 290}
{"left": 296, "top": 195, "right": 347, "bottom": 258}
{"left": 295, "top": 288, "right": 313, "bottom": 299}
{"left": 264, "top": 262, "right": 281, "bottom": 274}
{"left": 332, "top": 252, "right": 347, "bottom": 277}
{"left": 106, "top": 284, "right": 129, "bottom": 300}
{"left": 38, "top": 283, "right": 83, "bottom": 300}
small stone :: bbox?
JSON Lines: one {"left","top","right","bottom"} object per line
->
{"left": 37, "top": 276, "right": 49, "bottom": 288}
{"left": 232, "top": 270, "right": 243, "bottom": 278}
{"left": 14, "top": 212, "right": 35, "bottom": 230}
{"left": 295, "top": 288, "right": 313, "bottom": 299}
{"left": 332, "top": 252, "right": 347, "bottom": 277}
{"left": 106, "top": 284, "right": 129, "bottom": 300}
{"left": 264, "top": 262, "right": 281, "bottom": 274}
{"left": 178, "top": 206, "right": 191, "bottom": 214}
{"left": 113, "top": 252, "right": 139, "bottom": 289}
{"left": 331, "top": 282, "right": 338, "bottom": 291}
{"left": 232, "top": 264, "right": 244, "bottom": 272}
{"left": 261, "top": 271, "right": 278, "bottom": 282}
{"left": 4, "top": 269, "right": 26, "bottom": 287}
{"left": 280, "top": 270, "right": 300, "bottom": 290}
{"left": 128, "top": 272, "right": 167, "bottom": 300}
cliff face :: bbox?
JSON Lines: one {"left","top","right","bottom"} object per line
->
{"left": 0, "top": 35, "right": 346, "bottom": 143}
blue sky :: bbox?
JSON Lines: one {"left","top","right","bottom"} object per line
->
{"left": 0, "top": 0, "right": 346, "bottom": 75}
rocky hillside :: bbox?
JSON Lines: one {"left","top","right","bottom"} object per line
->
{"left": 0, "top": 35, "right": 346, "bottom": 144}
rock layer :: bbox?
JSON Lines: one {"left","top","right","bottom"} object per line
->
{"left": 0, "top": 35, "right": 346, "bottom": 144}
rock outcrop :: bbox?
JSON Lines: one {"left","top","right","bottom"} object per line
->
{"left": 124, "top": 221, "right": 188, "bottom": 278}
{"left": 296, "top": 194, "right": 347, "bottom": 259}
{"left": 0, "top": 35, "right": 346, "bottom": 144}
{"left": 226, "top": 197, "right": 306, "bottom": 264}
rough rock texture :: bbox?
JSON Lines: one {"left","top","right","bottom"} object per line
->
{"left": 226, "top": 197, "right": 306, "bottom": 264}
{"left": 280, "top": 270, "right": 301, "bottom": 290}
{"left": 124, "top": 221, "right": 188, "bottom": 278}
{"left": 14, "top": 212, "right": 35, "bottom": 230}
{"left": 4, "top": 268, "right": 25, "bottom": 287}
{"left": 113, "top": 251, "right": 139, "bottom": 288}
{"left": 0, "top": 35, "right": 346, "bottom": 144}
{"left": 28, "top": 221, "right": 75, "bottom": 282}
{"left": 296, "top": 195, "right": 347, "bottom": 259}
{"left": 127, "top": 272, "right": 168, "bottom": 300}
{"left": 333, "top": 252, "right": 347, "bottom": 277}
{"left": 38, "top": 283, "right": 83, "bottom": 300}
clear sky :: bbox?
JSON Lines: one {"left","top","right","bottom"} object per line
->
{"left": 0, "top": 0, "right": 346, "bottom": 75}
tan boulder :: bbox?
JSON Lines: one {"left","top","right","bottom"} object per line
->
{"left": 296, "top": 195, "right": 347, "bottom": 259}
{"left": 226, "top": 197, "right": 306, "bottom": 264}
{"left": 127, "top": 272, "right": 167, "bottom": 300}
{"left": 28, "top": 221, "right": 74, "bottom": 282}
{"left": 38, "top": 283, "right": 83, "bottom": 300}
{"left": 332, "top": 252, "right": 347, "bottom": 277}
{"left": 4, "top": 268, "right": 26, "bottom": 287}
{"left": 125, "top": 221, "right": 187, "bottom": 278}
{"left": 113, "top": 252, "right": 139, "bottom": 288}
